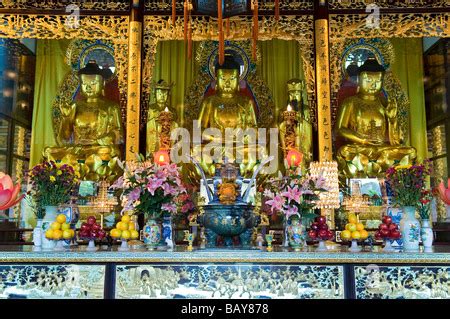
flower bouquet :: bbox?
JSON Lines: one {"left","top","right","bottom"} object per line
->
{"left": 385, "top": 161, "right": 431, "bottom": 252}
{"left": 111, "top": 157, "right": 187, "bottom": 248}
{"left": 262, "top": 171, "right": 328, "bottom": 249}
{"left": 28, "top": 161, "right": 79, "bottom": 210}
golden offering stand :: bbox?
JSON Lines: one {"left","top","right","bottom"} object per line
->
{"left": 183, "top": 230, "right": 194, "bottom": 252}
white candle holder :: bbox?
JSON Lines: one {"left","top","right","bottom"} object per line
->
{"left": 118, "top": 239, "right": 129, "bottom": 251}
{"left": 316, "top": 240, "right": 328, "bottom": 252}
{"left": 348, "top": 239, "right": 362, "bottom": 252}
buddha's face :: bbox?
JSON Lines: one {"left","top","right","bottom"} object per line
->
{"left": 80, "top": 74, "right": 104, "bottom": 98}
{"left": 155, "top": 88, "right": 169, "bottom": 104}
{"left": 216, "top": 69, "right": 239, "bottom": 94}
{"left": 358, "top": 72, "right": 383, "bottom": 95}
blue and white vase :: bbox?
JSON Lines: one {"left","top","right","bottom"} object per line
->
{"left": 420, "top": 220, "right": 433, "bottom": 252}
{"left": 143, "top": 218, "right": 161, "bottom": 250}
{"left": 161, "top": 215, "right": 174, "bottom": 249}
{"left": 399, "top": 206, "right": 420, "bottom": 252}
{"left": 286, "top": 216, "right": 304, "bottom": 251}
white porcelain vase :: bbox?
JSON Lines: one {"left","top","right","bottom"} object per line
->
{"left": 400, "top": 206, "right": 421, "bottom": 252}
{"left": 421, "top": 220, "right": 433, "bottom": 252}
{"left": 41, "top": 206, "right": 59, "bottom": 250}
{"left": 33, "top": 219, "right": 43, "bottom": 248}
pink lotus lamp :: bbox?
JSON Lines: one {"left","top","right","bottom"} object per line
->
{"left": 438, "top": 178, "right": 450, "bottom": 205}
{"left": 0, "top": 172, "right": 24, "bottom": 211}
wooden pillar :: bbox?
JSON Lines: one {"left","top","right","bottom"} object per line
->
{"left": 314, "top": 0, "right": 335, "bottom": 228}
{"left": 126, "top": 0, "right": 144, "bottom": 161}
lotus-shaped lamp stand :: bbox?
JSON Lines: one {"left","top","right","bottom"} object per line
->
{"left": 0, "top": 173, "right": 24, "bottom": 211}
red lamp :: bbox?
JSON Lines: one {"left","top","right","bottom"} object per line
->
{"left": 154, "top": 149, "right": 170, "bottom": 166}
{"left": 286, "top": 149, "right": 303, "bottom": 167}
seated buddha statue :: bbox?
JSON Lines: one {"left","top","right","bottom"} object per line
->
{"left": 44, "top": 60, "right": 124, "bottom": 180}
{"left": 146, "top": 79, "right": 178, "bottom": 157}
{"left": 196, "top": 55, "right": 263, "bottom": 177}
{"left": 335, "top": 58, "right": 416, "bottom": 178}
{"left": 279, "top": 79, "right": 312, "bottom": 164}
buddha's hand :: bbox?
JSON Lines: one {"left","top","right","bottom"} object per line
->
{"left": 386, "top": 98, "right": 398, "bottom": 119}
{"left": 59, "top": 101, "right": 74, "bottom": 117}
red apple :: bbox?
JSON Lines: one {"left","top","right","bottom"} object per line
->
{"left": 380, "top": 229, "right": 390, "bottom": 238}
{"left": 390, "top": 230, "right": 401, "bottom": 239}
{"left": 316, "top": 216, "right": 327, "bottom": 225}
{"left": 92, "top": 223, "right": 101, "bottom": 231}
{"left": 78, "top": 230, "right": 89, "bottom": 238}
{"left": 318, "top": 229, "right": 328, "bottom": 239}
{"left": 379, "top": 224, "right": 389, "bottom": 231}
{"left": 382, "top": 216, "right": 392, "bottom": 225}
{"left": 308, "top": 230, "right": 318, "bottom": 240}
{"left": 91, "top": 230, "right": 98, "bottom": 238}
{"left": 326, "top": 230, "right": 333, "bottom": 240}
{"left": 319, "top": 223, "right": 329, "bottom": 230}
{"left": 80, "top": 223, "right": 90, "bottom": 231}
{"left": 98, "top": 230, "right": 106, "bottom": 240}
{"left": 87, "top": 216, "right": 96, "bottom": 225}
{"left": 375, "top": 231, "right": 382, "bottom": 240}
{"left": 310, "top": 222, "right": 319, "bottom": 231}
{"left": 388, "top": 223, "right": 398, "bottom": 231}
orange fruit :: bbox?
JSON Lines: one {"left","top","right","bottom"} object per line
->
{"left": 110, "top": 228, "right": 122, "bottom": 238}
{"left": 56, "top": 214, "right": 67, "bottom": 224}
{"left": 351, "top": 231, "right": 361, "bottom": 240}
{"left": 62, "top": 229, "right": 73, "bottom": 239}
{"left": 45, "top": 229, "right": 54, "bottom": 239}
{"left": 117, "top": 222, "right": 129, "bottom": 231}
{"left": 346, "top": 223, "right": 357, "bottom": 232}
{"left": 69, "top": 229, "right": 75, "bottom": 238}
{"left": 348, "top": 215, "right": 358, "bottom": 224}
{"left": 341, "top": 230, "right": 351, "bottom": 240}
{"left": 356, "top": 223, "right": 365, "bottom": 231}
{"left": 50, "top": 222, "right": 61, "bottom": 230}
{"left": 130, "top": 230, "right": 139, "bottom": 239}
{"left": 121, "top": 215, "right": 131, "bottom": 223}
{"left": 359, "top": 229, "right": 369, "bottom": 239}
{"left": 128, "top": 223, "right": 136, "bottom": 231}
{"left": 53, "top": 229, "right": 63, "bottom": 240}
{"left": 121, "top": 230, "right": 131, "bottom": 240}
{"left": 61, "top": 223, "right": 70, "bottom": 231}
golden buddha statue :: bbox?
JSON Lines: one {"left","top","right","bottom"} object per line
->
{"left": 197, "top": 55, "right": 262, "bottom": 177}
{"left": 44, "top": 60, "right": 123, "bottom": 180}
{"left": 279, "top": 79, "right": 312, "bottom": 164}
{"left": 335, "top": 58, "right": 416, "bottom": 178}
{"left": 146, "top": 80, "right": 178, "bottom": 157}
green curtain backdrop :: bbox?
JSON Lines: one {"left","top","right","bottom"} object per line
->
{"left": 390, "top": 38, "right": 428, "bottom": 162}
{"left": 30, "top": 39, "right": 71, "bottom": 168}
{"left": 258, "top": 39, "right": 305, "bottom": 123}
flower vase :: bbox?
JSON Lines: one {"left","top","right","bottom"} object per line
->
{"left": 33, "top": 219, "right": 43, "bottom": 249}
{"left": 86, "top": 239, "right": 97, "bottom": 251}
{"left": 286, "top": 217, "right": 304, "bottom": 251}
{"left": 349, "top": 240, "right": 361, "bottom": 252}
{"left": 421, "top": 220, "right": 433, "bottom": 252}
{"left": 162, "top": 215, "right": 175, "bottom": 249}
{"left": 143, "top": 218, "right": 161, "bottom": 250}
{"left": 400, "top": 206, "right": 421, "bottom": 252}
{"left": 41, "top": 206, "right": 59, "bottom": 250}
{"left": 382, "top": 239, "right": 395, "bottom": 252}
{"left": 282, "top": 218, "right": 290, "bottom": 248}
{"left": 316, "top": 240, "right": 328, "bottom": 252}
{"left": 118, "top": 239, "right": 129, "bottom": 251}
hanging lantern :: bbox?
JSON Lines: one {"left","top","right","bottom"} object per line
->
{"left": 154, "top": 149, "right": 170, "bottom": 166}
{"left": 310, "top": 160, "right": 340, "bottom": 209}
{"left": 172, "top": 0, "right": 176, "bottom": 26}
{"left": 251, "top": 0, "right": 258, "bottom": 60}
{"left": 218, "top": 0, "right": 224, "bottom": 65}
{"left": 286, "top": 149, "right": 303, "bottom": 167}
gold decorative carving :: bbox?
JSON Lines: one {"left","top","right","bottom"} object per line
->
{"left": 0, "top": 0, "right": 130, "bottom": 11}
{"left": 142, "top": 15, "right": 316, "bottom": 128}
{"left": 431, "top": 126, "right": 447, "bottom": 221}
{"left": 328, "top": 0, "right": 450, "bottom": 10}
{"left": 355, "top": 265, "right": 450, "bottom": 299}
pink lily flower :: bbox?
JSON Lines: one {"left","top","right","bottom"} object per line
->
{"left": 147, "top": 178, "right": 163, "bottom": 195}
{"left": 266, "top": 195, "right": 284, "bottom": 212}
{"left": 281, "top": 186, "right": 302, "bottom": 204}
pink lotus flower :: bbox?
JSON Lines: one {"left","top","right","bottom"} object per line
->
{"left": 0, "top": 173, "right": 24, "bottom": 210}
{"left": 438, "top": 178, "right": 450, "bottom": 205}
